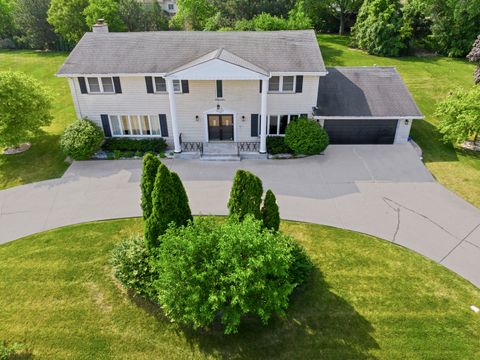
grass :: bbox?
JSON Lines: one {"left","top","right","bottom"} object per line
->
{"left": 318, "top": 34, "right": 480, "bottom": 207}
{"left": 0, "top": 50, "right": 75, "bottom": 189}
{"left": 0, "top": 218, "right": 479, "bottom": 359}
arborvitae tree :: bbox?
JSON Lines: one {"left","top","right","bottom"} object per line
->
{"left": 467, "top": 35, "right": 480, "bottom": 84}
{"left": 140, "top": 153, "right": 160, "bottom": 220}
{"left": 228, "top": 170, "right": 263, "bottom": 221}
{"left": 170, "top": 171, "right": 193, "bottom": 227}
{"left": 261, "top": 190, "right": 280, "bottom": 232}
{"left": 144, "top": 164, "right": 177, "bottom": 249}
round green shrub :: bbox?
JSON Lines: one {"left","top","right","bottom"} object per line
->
{"left": 153, "top": 216, "right": 297, "bottom": 334}
{"left": 110, "top": 235, "right": 157, "bottom": 298}
{"left": 284, "top": 118, "right": 329, "bottom": 155}
{"left": 60, "top": 119, "right": 104, "bottom": 160}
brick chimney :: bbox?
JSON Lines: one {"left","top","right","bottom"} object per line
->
{"left": 92, "top": 19, "right": 109, "bottom": 33}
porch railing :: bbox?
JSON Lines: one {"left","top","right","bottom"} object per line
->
{"left": 237, "top": 142, "right": 260, "bottom": 153}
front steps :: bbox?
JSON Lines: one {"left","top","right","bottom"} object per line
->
{"left": 201, "top": 142, "right": 240, "bottom": 161}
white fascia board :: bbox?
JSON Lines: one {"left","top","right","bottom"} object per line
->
{"left": 313, "top": 115, "right": 425, "bottom": 120}
{"left": 271, "top": 71, "right": 328, "bottom": 76}
{"left": 165, "top": 58, "right": 268, "bottom": 80}
{"left": 56, "top": 73, "right": 168, "bottom": 78}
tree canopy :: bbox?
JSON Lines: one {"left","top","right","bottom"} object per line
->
{"left": 436, "top": 87, "right": 480, "bottom": 144}
{"left": 47, "top": 0, "right": 89, "bottom": 44}
{"left": 0, "top": 71, "right": 53, "bottom": 148}
{"left": 467, "top": 35, "right": 480, "bottom": 84}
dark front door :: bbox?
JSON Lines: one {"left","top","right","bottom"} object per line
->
{"left": 323, "top": 119, "right": 397, "bottom": 144}
{"left": 208, "top": 114, "right": 234, "bottom": 141}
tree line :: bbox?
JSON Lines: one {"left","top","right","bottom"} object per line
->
{"left": 0, "top": 0, "right": 479, "bottom": 58}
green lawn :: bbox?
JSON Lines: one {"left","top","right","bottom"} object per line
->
{"left": 0, "top": 50, "right": 75, "bottom": 189}
{"left": 318, "top": 34, "right": 480, "bottom": 207}
{"left": 1, "top": 37, "right": 480, "bottom": 208}
{"left": 0, "top": 218, "right": 479, "bottom": 359}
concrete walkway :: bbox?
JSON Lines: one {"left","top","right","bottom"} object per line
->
{"left": 1, "top": 144, "right": 479, "bottom": 287}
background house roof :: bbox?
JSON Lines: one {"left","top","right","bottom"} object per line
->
{"left": 57, "top": 30, "right": 325, "bottom": 76}
{"left": 315, "top": 67, "right": 423, "bottom": 118}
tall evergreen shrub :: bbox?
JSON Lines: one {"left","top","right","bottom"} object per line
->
{"left": 228, "top": 170, "right": 263, "bottom": 220}
{"left": 261, "top": 190, "right": 280, "bottom": 232}
{"left": 171, "top": 171, "right": 193, "bottom": 226}
{"left": 140, "top": 153, "right": 160, "bottom": 220}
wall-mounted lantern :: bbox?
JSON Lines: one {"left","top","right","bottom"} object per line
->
{"left": 241, "top": 115, "right": 246, "bottom": 122}
{"left": 405, "top": 119, "right": 409, "bottom": 125}
{"left": 195, "top": 115, "right": 199, "bottom": 122}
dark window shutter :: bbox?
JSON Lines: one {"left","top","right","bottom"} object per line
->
{"left": 259, "top": 80, "right": 262, "bottom": 93}
{"left": 251, "top": 114, "right": 259, "bottom": 137}
{"left": 78, "top": 77, "right": 88, "bottom": 94}
{"left": 181, "top": 80, "right": 189, "bottom": 93}
{"left": 295, "top": 75, "right": 303, "bottom": 93}
{"left": 100, "top": 114, "right": 111, "bottom": 137}
{"left": 113, "top": 77, "right": 122, "bottom": 93}
{"left": 145, "top": 76, "right": 154, "bottom": 94}
{"left": 159, "top": 114, "right": 168, "bottom": 137}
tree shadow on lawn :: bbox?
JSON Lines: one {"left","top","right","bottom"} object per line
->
{"left": 133, "top": 268, "right": 379, "bottom": 360}
{"left": 410, "top": 120, "right": 459, "bottom": 163}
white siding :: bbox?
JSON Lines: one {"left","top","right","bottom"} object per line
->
{"left": 71, "top": 75, "right": 320, "bottom": 146}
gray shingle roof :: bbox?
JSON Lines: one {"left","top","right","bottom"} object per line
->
{"left": 57, "top": 30, "right": 325, "bottom": 76}
{"left": 315, "top": 67, "right": 423, "bottom": 118}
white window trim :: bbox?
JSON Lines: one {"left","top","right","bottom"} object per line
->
{"left": 87, "top": 77, "right": 115, "bottom": 94}
{"left": 154, "top": 77, "right": 182, "bottom": 94}
{"left": 268, "top": 76, "right": 296, "bottom": 94}
{"left": 267, "top": 113, "right": 303, "bottom": 136}
{"left": 108, "top": 115, "right": 167, "bottom": 138}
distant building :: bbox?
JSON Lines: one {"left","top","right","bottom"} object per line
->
{"left": 140, "top": 0, "right": 177, "bottom": 16}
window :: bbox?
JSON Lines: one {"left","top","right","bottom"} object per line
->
{"left": 154, "top": 77, "right": 167, "bottom": 92}
{"left": 168, "top": 3, "right": 174, "bottom": 10}
{"left": 268, "top": 76, "right": 296, "bottom": 93}
{"left": 267, "top": 114, "right": 304, "bottom": 135}
{"left": 173, "top": 80, "right": 182, "bottom": 93}
{"left": 282, "top": 76, "right": 294, "bottom": 92}
{"left": 269, "top": 115, "right": 278, "bottom": 135}
{"left": 110, "top": 115, "right": 122, "bottom": 136}
{"left": 87, "top": 78, "right": 100, "bottom": 93}
{"left": 87, "top": 77, "right": 115, "bottom": 93}
{"left": 269, "top": 76, "right": 280, "bottom": 92}
{"left": 109, "top": 115, "right": 166, "bottom": 137}
{"left": 216, "top": 80, "right": 223, "bottom": 99}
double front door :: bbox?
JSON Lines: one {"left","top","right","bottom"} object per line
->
{"left": 208, "top": 114, "right": 234, "bottom": 141}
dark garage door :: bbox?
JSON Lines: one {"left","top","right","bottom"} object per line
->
{"left": 323, "top": 119, "right": 398, "bottom": 144}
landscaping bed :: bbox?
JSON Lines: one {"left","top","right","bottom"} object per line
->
{"left": 0, "top": 218, "right": 479, "bottom": 359}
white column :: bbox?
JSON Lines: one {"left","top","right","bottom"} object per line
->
{"left": 259, "top": 78, "right": 268, "bottom": 153}
{"left": 166, "top": 78, "right": 181, "bottom": 153}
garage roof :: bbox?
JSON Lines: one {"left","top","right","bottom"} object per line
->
{"left": 315, "top": 67, "right": 423, "bottom": 118}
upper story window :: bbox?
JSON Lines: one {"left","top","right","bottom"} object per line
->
{"left": 87, "top": 77, "right": 115, "bottom": 93}
{"left": 216, "top": 80, "right": 223, "bottom": 99}
{"left": 268, "top": 76, "right": 295, "bottom": 93}
{"left": 154, "top": 77, "right": 182, "bottom": 93}
{"left": 168, "top": 3, "right": 174, "bottom": 10}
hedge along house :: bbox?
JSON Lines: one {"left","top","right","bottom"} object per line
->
{"left": 56, "top": 22, "right": 423, "bottom": 158}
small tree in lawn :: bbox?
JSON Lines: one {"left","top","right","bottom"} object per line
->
{"left": 0, "top": 71, "right": 53, "bottom": 150}
{"left": 144, "top": 164, "right": 177, "bottom": 249}
{"left": 228, "top": 170, "right": 263, "bottom": 221}
{"left": 140, "top": 153, "right": 160, "bottom": 220}
{"left": 261, "top": 190, "right": 280, "bottom": 232}
{"left": 467, "top": 35, "right": 480, "bottom": 85}
{"left": 170, "top": 171, "right": 192, "bottom": 226}
{"left": 436, "top": 87, "right": 480, "bottom": 145}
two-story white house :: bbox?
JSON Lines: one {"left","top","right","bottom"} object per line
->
{"left": 57, "top": 23, "right": 423, "bottom": 158}
{"left": 140, "top": 0, "right": 177, "bottom": 15}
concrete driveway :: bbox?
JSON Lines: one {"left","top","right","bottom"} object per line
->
{"left": 1, "top": 144, "right": 479, "bottom": 287}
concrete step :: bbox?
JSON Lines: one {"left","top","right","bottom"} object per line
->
{"left": 201, "top": 154, "right": 241, "bottom": 161}
{"left": 203, "top": 142, "right": 238, "bottom": 156}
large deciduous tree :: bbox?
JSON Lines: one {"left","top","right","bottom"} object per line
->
{"left": 305, "top": 0, "right": 362, "bottom": 35}
{"left": 436, "top": 87, "right": 480, "bottom": 144}
{"left": 13, "top": 0, "right": 58, "bottom": 50}
{"left": 211, "top": 0, "right": 295, "bottom": 22}
{"left": 84, "top": 0, "right": 144, "bottom": 32}
{"left": 0, "top": 0, "right": 14, "bottom": 38}
{"left": 351, "top": 0, "right": 412, "bottom": 57}
{"left": 0, "top": 71, "right": 53, "bottom": 149}
{"left": 467, "top": 35, "right": 480, "bottom": 84}
{"left": 171, "top": 0, "right": 216, "bottom": 30}
{"left": 48, "top": 0, "right": 89, "bottom": 44}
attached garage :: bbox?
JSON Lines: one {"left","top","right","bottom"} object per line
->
{"left": 323, "top": 119, "right": 398, "bottom": 144}
{"left": 315, "top": 67, "right": 424, "bottom": 144}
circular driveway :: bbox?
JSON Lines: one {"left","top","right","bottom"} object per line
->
{"left": 1, "top": 144, "right": 479, "bottom": 287}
